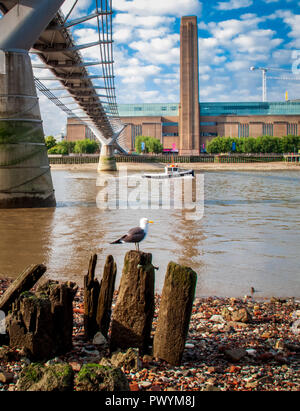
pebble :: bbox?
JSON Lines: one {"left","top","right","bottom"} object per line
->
{"left": 69, "top": 362, "right": 81, "bottom": 372}
{"left": 139, "top": 381, "right": 152, "bottom": 389}
{"left": 185, "top": 343, "right": 195, "bottom": 349}
{"left": 0, "top": 280, "right": 299, "bottom": 392}
{"left": 0, "top": 372, "right": 14, "bottom": 384}
{"left": 246, "top": 349, "right": 257, "bottom": 357}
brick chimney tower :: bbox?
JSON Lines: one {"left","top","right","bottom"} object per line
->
{"left": 179, "top": 16, "right": 200, "bottom": 155}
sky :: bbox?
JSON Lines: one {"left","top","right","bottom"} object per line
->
{"left": 30, "top": 0, "right": 300, "bottom": 135}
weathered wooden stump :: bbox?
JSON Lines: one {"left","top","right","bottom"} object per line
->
{"left": 0, "top": 264, "right": 46, "bottom": 314}
{"left": 7, "top": 280, "right": 78, "bottom": 360}
{"left": 110, "top": 250, "right": 155, "bottom": 353}
{"left": 84, "top": 254, "right": 100, "bottom": 340}
{"left": 96, "top": 255, "right": 117, "bottom": 338}
{"left": 153, "top": 262, "right": 197, "bottom": 366}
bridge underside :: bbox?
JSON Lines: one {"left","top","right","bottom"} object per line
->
{"left": 0, "top": 1, "right": 125, "bottom": 208}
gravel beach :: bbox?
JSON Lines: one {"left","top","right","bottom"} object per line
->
{"left": 1, "top": 278, "right": 299, "bottom": 392}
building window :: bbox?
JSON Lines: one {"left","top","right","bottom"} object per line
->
{"left": 163, "top": 132, "right": 179, "bottom": 137}
{"left": 134, "top": 107, "right": 142, "bottom": 111}
{"left": 287, "top": 123, "right": 298, "bottom": 136}
{"left": 200, "top": 122, "right": 217, "bottom": 126}
{"left": 131, "top": 125, "right": 142, "bottom": 148}
{"left": 200, "top": 132, "right": 217, "bottom": 137}
{"left": 262, "top": 124, "right": 274, "bottom": 136}
{"left": 238, "top": 124, "right": 249, "bottom": 138}
{"left": 162, "top": 122, "right": 178, "bottom": 127}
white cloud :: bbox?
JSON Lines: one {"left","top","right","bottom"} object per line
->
{"left": 113, "top": 27, "right": 133, "bottom": 43}
{"left": 61, "top": 0, "right": 93, "bottom": 18}
{"left": 114, "top": 13, "right": 175, "bottom": 28}
{"left": 267, "top": 10, "right": 300, "bottom": 48}
{"left": 72, "top": 28, "right": 102, "bottom": 60}
{"left": 129, "top": 34, "right": 180, "bottom": 65}
{"left": 198, "top": 12, "right": 286, "bottom": 102}
{"left": 281, "top": 12, "right": 300, "bottom": 48}
{"left": 215, "top": 0, "right": 253, "bottom": 11}
{"left": 113, "top": 0, "right": 202, "bottom": 17}
{"left": 116, "top": 58, "right": 161, "bottom": 85}
{"left": 38, "top": 93, "right": 68, "bottom": 136}
{"left": 233, "top": 29, "right": 283, "bottom": 54}
{"left": 111, "top": 0, "right": 202, "bottom": 102}
{"left": 113, "top": 13, "right": 175, "bottom": 45}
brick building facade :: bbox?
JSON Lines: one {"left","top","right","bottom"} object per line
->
{"left": 117, "top": 102, "right": 300, "bottom": 153}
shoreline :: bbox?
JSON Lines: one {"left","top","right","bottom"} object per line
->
{"left": 50, "top": 161, "right": 300, "bottom": 172}
{"left": 0, "top": 278, "right": 299, "bottom": 391}
{"left": 1, "top": 274, "right": 299, "bottom": 300}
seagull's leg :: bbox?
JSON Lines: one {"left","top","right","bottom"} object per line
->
{"left": 137, "top": 243, "right": 140, "bottom": 252}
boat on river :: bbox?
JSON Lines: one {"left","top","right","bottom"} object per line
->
{"left": 142, "top": 164, "right": 194, "bottom": 179}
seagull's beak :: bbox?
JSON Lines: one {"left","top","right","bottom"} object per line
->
{"left": 148, "top": 220, "right": 154, "bottom": 224}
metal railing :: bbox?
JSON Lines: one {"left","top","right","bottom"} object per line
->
{"left": 48, "top": 153, "right": 286, "bottom": 164}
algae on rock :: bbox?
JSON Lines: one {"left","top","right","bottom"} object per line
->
{"left": 16, "top": 363, "right": 74, "bottom": 391}
{"left": 75, "top": 364, "right": 129, "bottom": 391}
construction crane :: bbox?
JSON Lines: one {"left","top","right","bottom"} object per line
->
{"left": 250, "top": 66, "right": 300, "bottom": 102}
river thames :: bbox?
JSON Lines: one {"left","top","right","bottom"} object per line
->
{"left": 0, "top": 169, "right": 299, "bottom": 298}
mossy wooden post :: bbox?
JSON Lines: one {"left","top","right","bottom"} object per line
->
{"left": 153, "top": 262, "right": 197, "bottom": 366}
{"left": 0, "top": 264, "right": 46, "bottom": 314}
{"left": 96, "top": 255, "right": 117, "bottom": 338}
{"left": 110, "top": 251, "right": 155, "bottom": 353}
{"left": 84, "top": 254, "right": 100, "bottom": 340}
{"left": 7, "top": 280, "right": 78, "bottom": 361}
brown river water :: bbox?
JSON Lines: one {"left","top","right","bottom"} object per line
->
{"left": 0, "top": 169, "right": 299, "bottom": 298}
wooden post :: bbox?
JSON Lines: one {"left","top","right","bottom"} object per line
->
{"left": 96, "top": 255, "right": 117, "bottom": 338}
{"left": 153, "top": 262, "right": 197, "bottom": 366}
{"left": 84, "top": 254, "right": 100, "bottom": 340}
{"left": 110, "top": 251, "right": 155, "bottom": 353}
{"left": 7, "top": 280, "right": 78, "bottom": 361}
{"left": 0, "top": 264, "right": 46, "bottom": 314}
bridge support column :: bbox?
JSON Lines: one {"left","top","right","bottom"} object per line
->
{"left": 0, "top": 0, "right": 66, "bottom": 208}
{"left": 0, "top": 51, "right": 56, "bottom": 208}
{"left": 98, "top": 144, "right": 117, "bottom": 172}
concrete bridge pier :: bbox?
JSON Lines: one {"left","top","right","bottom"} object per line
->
{"left": 0, "top": 0, "right": 66, "bottom": 208}
{"left": 98, "top": 144, "right": 117, "bottom": 172}
{"left": 0, "top": 51, "right": 56, "bottom": 208}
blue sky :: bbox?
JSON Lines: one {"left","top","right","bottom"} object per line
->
{"left": 31, "top": 0, "right": 300, "bottom": 135}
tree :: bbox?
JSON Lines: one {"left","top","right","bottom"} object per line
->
{"left": 148, "top": 137, "right": 163, "bottom": 154}
{"left": 135, "top": 135, "right": 163, "bottom": 154}
{"left": 74, "top": 139, "right": 99, "bottom": 154}
{"left": 135, "top": 136, "right": 148, "bottom": 154}
{"left": 45, "top": 136, "right": 57, "bottom": 150}
{"left": 280, "top": 135, "right": 300, "bottom": 153}
{"left": 206, "top": 135, "right": 300, "bottom": 154}
{"left": 47, "top": 141, "right": 75, "bottom": 155}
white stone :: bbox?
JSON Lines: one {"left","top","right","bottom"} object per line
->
{"left": 209, "top": 315, "right": 226, "bottom": 324}
{"left": 185, "top": 343, "right": 195, "bottom": 349}
{"left": 246, "top": 349, "right": 257, "bottom": 356}
{"left": 93, "top": 332, "right": 108, "bottom": 346}
{"left": 139, "top": 381, "right": 152, "bottom": 388}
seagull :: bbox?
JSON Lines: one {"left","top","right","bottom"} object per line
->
{"left": 110, "top": 218, "right": 154, "bottom": 251}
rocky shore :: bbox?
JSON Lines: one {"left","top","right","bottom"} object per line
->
{"left": 0, "top": 278, "right": 299, "bottom": 391}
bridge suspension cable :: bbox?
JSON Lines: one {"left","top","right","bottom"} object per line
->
{"left": 31, "top": 0, "right": 128, "bottom": 152}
